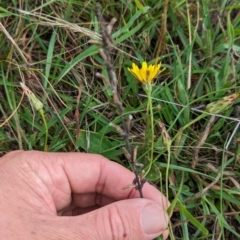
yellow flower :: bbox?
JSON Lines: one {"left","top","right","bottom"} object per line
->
{"left": 128, "top": 61, "right": 165, "bottom": 84}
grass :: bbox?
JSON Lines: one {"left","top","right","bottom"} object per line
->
{"left": 1, "top": 0, "right": 240, "bottom": 239}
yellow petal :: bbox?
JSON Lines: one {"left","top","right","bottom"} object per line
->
{"left": 128, "top": 61, "right": 165, "bottom": 84}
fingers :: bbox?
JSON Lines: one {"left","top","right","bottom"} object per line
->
{"left": 3, "top": 151, "right": 169, "bottom": 211}
{"left": 37, "top": 198, "right": 169, "bottom": 240}
{"left": 0, "top": 151, "right": 170, "bottom": 240}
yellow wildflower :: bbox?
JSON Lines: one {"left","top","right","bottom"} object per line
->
{"left": 128, "top": 61, "right": 165, "bottom": 84}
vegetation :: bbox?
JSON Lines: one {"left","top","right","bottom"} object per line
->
{"left": 0, "top": 0, "right": 240, "bottom": 239}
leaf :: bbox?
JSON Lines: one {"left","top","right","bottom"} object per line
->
{"left": 177, "top": 200, "right": 208, "bottom": 235}
{"left": 77, "top": 131, "right": 121, "bottom": 160}
{"left": 134, "top": 0, "right": 149, "bottom": 14}
{"left": 0, "top": 7, "right": 12, "bottom": 17}
{"left": 145, "top": 163, "right": 160, "bottom": 181}
{"left": 167, "top": 174, "right": 184, "bottom": 215}
{"left": 56, "top": 45, "right": 98, "bottom": 84}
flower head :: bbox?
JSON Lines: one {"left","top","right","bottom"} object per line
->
{"left": 128, "top": 61, "right": 165, "bottom": 84}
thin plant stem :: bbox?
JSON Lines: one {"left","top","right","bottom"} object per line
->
{"left": 20, "top": 82, "right": 49, "bottom": 152}
{"left": 144, "top": 84, "right": 154, "bottom": 177}
{"left": 39, "top": 109, "right": 48, "bottom": 152}
{"left": 165, "top": 142, "right": 171, "bottom": 200}
{"left": 158, "top": 121, "right": 172, "bottom": 208}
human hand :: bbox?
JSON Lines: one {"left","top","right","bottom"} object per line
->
{"left": 0, "top": 151, "right": 169, "bottom": 239}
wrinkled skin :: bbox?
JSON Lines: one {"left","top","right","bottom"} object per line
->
{"left": 0, "top": 151, "right": 169, "bottom": 240}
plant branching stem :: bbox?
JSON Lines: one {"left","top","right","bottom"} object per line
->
{"left": 95, "top": 3, "right": 144, "bottom": 198}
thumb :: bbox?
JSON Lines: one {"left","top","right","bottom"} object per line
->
{"left": 47, "top": 199, "right": 169, "bottom": 240}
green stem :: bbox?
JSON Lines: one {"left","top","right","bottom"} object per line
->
{"left": 172, "top": 113, "right": 207, "bottom": 143}
{"left": 165, "top": 142, "right": 171, "bottom": 200}
{"left": 39, "top": 109, "right": 48, "bottom": 151}
{"left": 144, "top": 84, "right": 154, "bottom": 176}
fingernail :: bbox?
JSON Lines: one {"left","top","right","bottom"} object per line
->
{"left": 141, "top": 204, "right": 167, "bottom": 235}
